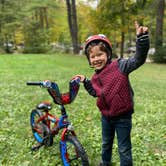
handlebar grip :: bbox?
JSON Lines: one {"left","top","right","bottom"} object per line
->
{"left": 26, "top": 82, "right": 42, "bottom": 86}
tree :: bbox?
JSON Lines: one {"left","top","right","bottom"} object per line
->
{"left": 155, "top": 0, "right": 165, "bottom": 49}
{"left": 66, "top": 0, "right": 80, "bottom": 54}
{"left": 0, "top": 0, "right": 25, "bottom": 52}
{"left": 22, "top": 0, "right": 59, "bottom": 53}
{"left": 23, "top": 20, "right": 50, "bottom": 53}
{"left": 29, "top": 0, "right": 58, "bottom": 29}
{"left": 153, "top": 0, "right": 165, "bottom": 63}
{"left": 90, "top": 0, "right": 137, "bottom": 58}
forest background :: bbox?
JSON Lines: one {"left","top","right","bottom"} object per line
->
{"left": 0, "top": 0, "right": 165, "bottom": 62}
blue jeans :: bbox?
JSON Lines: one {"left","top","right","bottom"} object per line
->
{"left": 101, "top": 115, "right": 133, "bottom": 166}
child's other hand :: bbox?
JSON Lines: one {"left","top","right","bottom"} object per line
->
{"left": 72, "top": 75, "right": 86, "bottom": 82}
{"left": 135, "top": 21, "right": 148, "bottom": 36}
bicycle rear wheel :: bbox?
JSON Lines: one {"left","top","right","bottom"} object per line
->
{"left": 30, "top": 109, "right": 53, "bottom": 146}
{"left": 60, "top": 135, "right": 89, "bottom": 166}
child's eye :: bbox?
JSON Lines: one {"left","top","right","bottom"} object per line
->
{"left": 89, "top": 54, "right": 95, "bottom": 59}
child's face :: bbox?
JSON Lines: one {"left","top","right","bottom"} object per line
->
{"left": 89, "top": 45, "right": 108, "bottom": 70}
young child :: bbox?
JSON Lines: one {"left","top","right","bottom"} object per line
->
{"left": 74, "top": 21, "right": 149, "bottom": 166}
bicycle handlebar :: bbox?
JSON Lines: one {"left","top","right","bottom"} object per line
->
{"left": 27, "top": 80, "right": 52, "bottom": 88}
{"left": 26, "top": 77, "right": 81, "bottom": 105}
{"left": 26, "top": 82, "right": 43, "bottom": 86}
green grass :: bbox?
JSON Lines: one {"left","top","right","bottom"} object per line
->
{"left": 0, "top": 54, "right": 165, "bottom": 166}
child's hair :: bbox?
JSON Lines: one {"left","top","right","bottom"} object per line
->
{"left": 86, "top": 41, "right": 112, "bottom": 65}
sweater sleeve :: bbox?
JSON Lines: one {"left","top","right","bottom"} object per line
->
{"left": 83, "top": 78, "right": 97, "bottom": 97}
{"left": 118, "top": 33, "right": 150, "bottom": 74}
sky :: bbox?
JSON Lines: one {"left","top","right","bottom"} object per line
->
{"left": 78, "top": 0, "right": 99, "bottom": 8}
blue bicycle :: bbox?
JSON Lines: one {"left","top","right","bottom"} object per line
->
{"left": 27, "top": 76, "right": 89, "bottom": 166}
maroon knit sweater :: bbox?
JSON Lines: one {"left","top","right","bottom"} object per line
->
{"left": 91, "top": 60, "right": 133, "bottom": 117}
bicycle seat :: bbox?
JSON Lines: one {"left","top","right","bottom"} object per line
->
{"left": 48, "top": 77, "right": 80, "bottom": 105}
{"left": 37, "top": 101, "right": 52, "bottom": 110}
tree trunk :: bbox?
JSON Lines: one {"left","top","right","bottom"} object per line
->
{"left": 66, "top": 0, "right": 79, "bottom": 54}
{"left": 35, "top": 9, "right": 38, "bottom": 21}
{"left": 120, "top": 0, "right": 125, "bottom": 58}
{"left": 155, "top": 0, "right": 165, "bottom": 51}
{"left": 40, "top": 8, "right": 44, "bottom": 29}
{"left": 44, "top": 7, "right": 49, "bottom": 29}
{"left": 120, "top": 31, "right": 125, "bottom": 58}
{"left": 71, "top": 0, "right": 79, "bottom": 54}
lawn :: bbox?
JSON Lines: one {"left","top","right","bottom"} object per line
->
{"left": 0, "top": 54, "right": 165, "bottom": 166}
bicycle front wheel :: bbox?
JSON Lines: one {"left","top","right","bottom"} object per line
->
{"left": 60, "top": 135, "right": 89, "bottom": 166}
{"left": 30, "top": 109, "right": 53, "bottom": 146}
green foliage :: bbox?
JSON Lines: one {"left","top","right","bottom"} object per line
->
{"left": 89, "top": 0, "right": 136, "bottom": 37}
{"left": 0, "top": 0, "right": 26, "bottom": 49}
{"left": 23, "top": 21, "right": 50, "bottom": 53}
{"left": 151, "top": 46, "right": 166, "bottom": 63}
{"left": 0, "top": 54, "right": 165, "bottom": 165}
{"left": 77, "top": 3, "right": 95, "bottom": 42}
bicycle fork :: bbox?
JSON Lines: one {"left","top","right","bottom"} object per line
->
{"left": 60, "top": 125, "right": 77, "bottom": 164}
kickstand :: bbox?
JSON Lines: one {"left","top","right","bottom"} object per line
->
{"left": 31, "top": 143, "right": 43, "bottom": 151}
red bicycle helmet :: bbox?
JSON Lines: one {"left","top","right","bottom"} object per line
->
{"left": 84, "top": 34, "right": 112, "bottom": 56}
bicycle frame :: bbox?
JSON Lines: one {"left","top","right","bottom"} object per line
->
{"left": 34, "top": 103, "right": 76, "bottom": 141}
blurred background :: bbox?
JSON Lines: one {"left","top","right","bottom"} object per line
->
{"left": 0, "top": 0, "right": 165, "bottom": 63}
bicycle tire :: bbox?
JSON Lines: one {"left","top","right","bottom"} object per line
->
{"left": 60, "top": 135, "right": 89, "bottom": 166}
{"left": 30, "top": 109, "right": 53, "bottom": 146}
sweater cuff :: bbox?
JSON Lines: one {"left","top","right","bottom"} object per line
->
{"left": 136, "top": 32, "right": 149, "bottom": 42}
{"left": 83, "top": 77, "right": 89, "bottom": 84}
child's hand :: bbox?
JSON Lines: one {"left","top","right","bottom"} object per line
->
{"left": 135, "top": 21, "right": 148, "bottom": 36}
{"left": 72, "top": 75, "right": 86, "bottom": 82}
